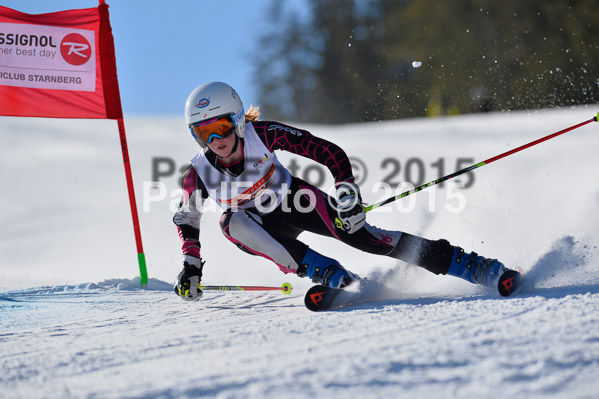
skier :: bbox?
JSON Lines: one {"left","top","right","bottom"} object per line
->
{"left": 173, "top": 81, "right": 519, "bottom": 301}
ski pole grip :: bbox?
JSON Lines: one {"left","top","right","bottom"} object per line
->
{"left": 594, "top": 111, "right": 599, "bottom": 122}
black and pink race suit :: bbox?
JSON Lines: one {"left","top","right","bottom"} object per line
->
{"left": 173, "top": 121, "right": 454, "bottom": 277}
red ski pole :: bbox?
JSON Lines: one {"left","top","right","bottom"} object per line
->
{"left": 199, "top": 282, "right": 293, "bottom": 294}
{"left": 364, "top": 113, "right": 599, "bottom": 213}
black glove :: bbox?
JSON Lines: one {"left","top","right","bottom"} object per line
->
{"left": 174, "top": 255, "right": 205, "bottom": 301}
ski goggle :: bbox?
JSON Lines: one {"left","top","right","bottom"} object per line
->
{"left": 189, "top": 115, "right": 235, "bottom": 144}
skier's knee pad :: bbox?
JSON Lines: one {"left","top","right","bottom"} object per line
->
{"left": 220, "top": 211, "right": 259, "bottom": 236}
{"left": 219, "top": 211, "right": 265, "bottom": 255}
{"left": 219, "top": 211, "right": 236, "bottom": 238}
{"left": 219, "top": 213, "right": 245, "bottom": 254}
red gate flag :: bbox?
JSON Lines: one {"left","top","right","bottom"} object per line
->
{"left": 0, "top": 2, "right": 122, "bottom": 119}
{"left": 0, "top": 1, "right": 148, "bottom": 285}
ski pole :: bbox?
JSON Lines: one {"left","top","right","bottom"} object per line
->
{"left": 199, "top": 282, "right": 293, "bottom": 294}
{"left": 364, "top": 113, "right": 599, "bottom": 213}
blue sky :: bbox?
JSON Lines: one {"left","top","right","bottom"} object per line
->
{"left": 1, "top": 1, "right": 303, "bottom": 116}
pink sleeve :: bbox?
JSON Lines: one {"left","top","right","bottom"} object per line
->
{"left": 173, "top": 166, "right": 204, "bottom": 258}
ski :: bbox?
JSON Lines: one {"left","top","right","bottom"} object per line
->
{"left": 305, "top": 270, "right": 523, "bottom": 311}
{"left": 498, "top": 269, "right": 522, "bottom": 297}
{"left": 304, "top": 283, "right": 365, "bottom": 311}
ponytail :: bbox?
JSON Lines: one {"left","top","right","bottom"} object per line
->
{"left": 245, "top": 105, "right": 260, "bottom": 122}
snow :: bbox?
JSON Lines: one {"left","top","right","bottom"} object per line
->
{"left": 2, "top": 107, "right": 599, "bottom": 398}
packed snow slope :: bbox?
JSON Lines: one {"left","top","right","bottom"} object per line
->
{"left": 1, "top": 107, "right": 599, "bottom": 398}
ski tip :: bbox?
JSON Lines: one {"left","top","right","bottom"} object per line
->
{"left": 304, "top": 285, "right": 331, "bottom": 311}
{"left": 498, "top": 270, "right": 522, "bottom": 297}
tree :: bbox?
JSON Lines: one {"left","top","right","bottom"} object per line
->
{"left": 254, "top": 0, "right": 599, "bottom": 123}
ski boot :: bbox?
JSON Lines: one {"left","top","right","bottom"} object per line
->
{"left": 297, "top": 248, "right": 358, "bottom": 288}
{"left": 447, "top": 247, "right": 521, "bottom": 296}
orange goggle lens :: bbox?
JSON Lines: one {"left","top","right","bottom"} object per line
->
{"left": 190, "top": 116, "right": 235, "bottom": 144}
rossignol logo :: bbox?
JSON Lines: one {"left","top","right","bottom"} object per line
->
{"left": 0, "top": 22, "right": 96, "bottom": 92}
{"left": 60, "top": 33, "right": 91, "bottom": 65}
{"left": 194, "top": 98, "right": 210, "bottom": 108}
{"left": 0, "top": 31, "right": 91, "bottom": 65}
{"left": 0, "top": 32, "right": 57, "bottom": 47}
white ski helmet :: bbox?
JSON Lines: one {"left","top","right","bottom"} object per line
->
{"left": 184, "top": 82, "right": 245, "bottom": 148}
